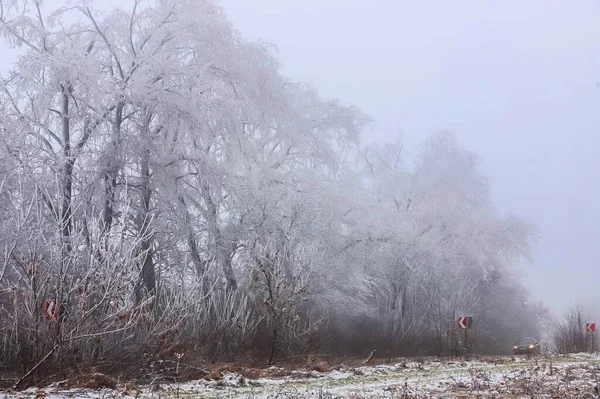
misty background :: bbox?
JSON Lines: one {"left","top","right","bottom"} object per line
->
{"left": 0, "top": 0, "right": 598, "bottom": 383}
{"left": 217, "top": 0, "right": 600, "bottom": 315}
{"left": 1, "top": 1, "right": 597, "bottom": 314}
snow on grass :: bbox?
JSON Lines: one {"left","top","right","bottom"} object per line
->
{"left": 3, "top": 353, "right": 600, "bottom": 398}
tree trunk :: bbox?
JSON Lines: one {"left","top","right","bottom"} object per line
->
{"left": 268, "top": 325, "right": 278, "bottom": 365}
{"left": 101, "top": 102, "right": 124, "bottom": 240}
{"left": 60, "top": 85, "right": 73, "bottom": 255}
{"left": 139, "top": 147, "right": 156, "bottom": 295}
{"left": 203, "top": 185, "right": 237, "bottom": 291}
{"left": 387, "top": 282, "right": 398, "bottom": 362}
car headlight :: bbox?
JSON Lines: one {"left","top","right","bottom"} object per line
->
{"left": 529, "top": 344, "right": 534, "bottom": 349}
{"left": 513, "top": 345, "right": 518, "bottom": 349}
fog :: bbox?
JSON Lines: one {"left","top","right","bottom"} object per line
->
{"left": 217, "top": 0, "right": 600, "bottom": 313}
{"left": 0, "top": 0, "right": 597, "bottom": 382}
{"left": 3, "top": 0, "right": 596, "bottom": 315}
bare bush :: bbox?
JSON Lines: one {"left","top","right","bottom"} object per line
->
{"left": 550, "top": 306, "right": 591, "bottom": 354}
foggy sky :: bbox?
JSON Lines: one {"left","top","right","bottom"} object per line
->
{"left": 216, "top": 0, "right": 600, "bottom": 315}
{"left": 3, "top": 0, "right": 599, "bottom": 315}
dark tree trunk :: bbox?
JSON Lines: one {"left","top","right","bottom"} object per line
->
{"left": 387, "top": 282, "right": 398, "bottom": 363}
{"left": 268, "top": 326, "right": 278, "bottom": 365}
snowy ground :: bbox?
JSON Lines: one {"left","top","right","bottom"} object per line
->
{"left": 3, "top": 353, "right": 600, "bottom": 398}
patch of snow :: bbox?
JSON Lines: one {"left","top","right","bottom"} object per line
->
{"left": 8, "top": 353, "right": 600, "bottom": 398}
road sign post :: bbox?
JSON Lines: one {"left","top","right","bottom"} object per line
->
{"left": 586, "top": 323, "right": 596, "bottom": 352}
{"left": 458, "top": 316, "right": 473, "bottom": 357}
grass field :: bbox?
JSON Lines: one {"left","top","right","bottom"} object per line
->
{"left": 4, "top": 353, "right": 600, "bottom": 398}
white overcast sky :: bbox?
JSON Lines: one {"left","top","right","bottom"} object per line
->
{"left": 3, "top": 0, "right": 599, "bottom": 314}
{"left": 217, "top": 0, "right": 600, "bottom": 315}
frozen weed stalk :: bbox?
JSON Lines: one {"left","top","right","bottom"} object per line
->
{"left": 175, "top": 352, "right": 184, "bottom": 398}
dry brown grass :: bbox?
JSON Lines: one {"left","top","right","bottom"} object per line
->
{"left": 198, "top": 355, "right": 342, "bottom": 382}
{"left": 309, "top": 361, "right": 333, "bottom": 373}
{"left": 203, "top": 362, "right": 273, "bottom": 381}
{"left": 64, "top": 372, "right": 118, "bottom": 390}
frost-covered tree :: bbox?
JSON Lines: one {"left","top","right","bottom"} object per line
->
{"left": 0, "top": 0, "right": 541, "bottom": 383}
{"left": 324, "top": 132, "right": 540, "bottom": 357}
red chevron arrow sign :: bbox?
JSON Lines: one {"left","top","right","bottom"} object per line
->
{"left": 586, "top": 323, "right": 596, "bottom": 332}
{"left": 458, "top": 316, "right": 472, "bottom": 329}
{"left": 44, "top": 299, "right": 57, "bottom": 320}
